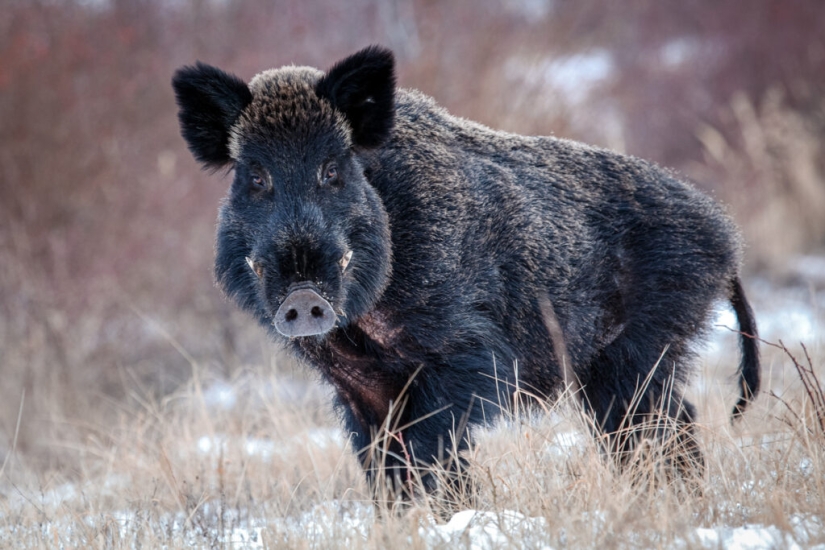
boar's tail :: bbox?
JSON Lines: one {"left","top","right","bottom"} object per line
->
{"left": 729, "top": 276, "right": 760, "bottom": 420}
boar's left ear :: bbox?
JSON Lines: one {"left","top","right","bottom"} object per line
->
{"left": 172, "top": 62, "right": 252, "bottom": 169}
{"left": 316, "top": 46, "right": 396, "bottom": 149}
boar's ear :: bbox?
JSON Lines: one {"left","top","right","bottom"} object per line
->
{"left": 172, "top": 62, "right": 252, "bottom": 169}
{"left": 316, "top": 46, "right": 396, "bottom": 149}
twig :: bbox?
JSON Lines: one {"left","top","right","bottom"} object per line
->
{"left": 748, "top": 335, "right": 825, "bottom": 437}
{"left": 0, "top": 390, "right": 25, "bottom": 479}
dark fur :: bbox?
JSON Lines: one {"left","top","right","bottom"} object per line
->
{"left": 172, "top": 46, "right": 760, "bottom": 494}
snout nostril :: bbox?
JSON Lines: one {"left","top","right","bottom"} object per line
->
{"left": 273, "top": 288, "right": 335, "bottom": 337}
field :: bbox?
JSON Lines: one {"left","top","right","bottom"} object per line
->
{"left": 2, "top": 1, "right": 825, "bottom": 548}
{"left": 1, "top": 271, "right": 823, "bottom": 548}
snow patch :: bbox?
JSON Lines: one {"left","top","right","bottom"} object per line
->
{"left": 687, "top": 521, "right": 823, "bottom": 550}
{"left": 544, "top": 430, "right": 587, "bottom": 459}
{"left": 422, "top": 509, "right": 553, "bottom": 550}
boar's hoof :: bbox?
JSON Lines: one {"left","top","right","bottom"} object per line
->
{"left": 274, "top": 288, "right": 336, "bottom": 337}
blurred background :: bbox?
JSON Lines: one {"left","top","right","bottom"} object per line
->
{"left": 1, "top": 0, "right": 824, "bottom": 475}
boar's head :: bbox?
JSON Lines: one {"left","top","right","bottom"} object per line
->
{"left": 172, "top": 46, "right": 394, "bottom": 339}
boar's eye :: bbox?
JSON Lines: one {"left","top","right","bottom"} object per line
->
{"left": 321, "top": 163, "right": 340, "bottom": 187}
{"left": 250, "top": 173, "right": 267, "bottom": 191}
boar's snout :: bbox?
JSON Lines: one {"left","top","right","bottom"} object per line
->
{"left": 273, "top": 287, "right": 336, "bottom": 337}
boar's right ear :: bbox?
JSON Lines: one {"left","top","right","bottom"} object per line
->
{"left": 172, "top": 62, "right": 252, "bottom": 169}
{"left": 316, "top": 46, "right": 396, "bottom": 149}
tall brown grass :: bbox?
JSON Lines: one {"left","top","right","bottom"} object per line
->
{"left": 0, "top": 339, "right": 822, "bottom": 547}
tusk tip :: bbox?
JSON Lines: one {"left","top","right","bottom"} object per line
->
{"left": 339, "top": 250, "right": 353, "bottom": 272}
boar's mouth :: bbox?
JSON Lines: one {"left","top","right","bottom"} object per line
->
{"left": 273, "top": 284, "right": 337, "bottom": 338}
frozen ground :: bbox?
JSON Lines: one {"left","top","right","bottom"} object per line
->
{"left": 3, "top": 469, "right": 823, "bottom": 549}
{"left": 3, "top": 412, "right": 824, "bottom": 549}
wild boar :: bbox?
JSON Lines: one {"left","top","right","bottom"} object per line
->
{"left": 172, "top": 46, "right": 759, "bottom": 495}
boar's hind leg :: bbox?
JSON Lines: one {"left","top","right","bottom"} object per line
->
{"left": 581, "top": 337, "right": 704, "bottom": 481}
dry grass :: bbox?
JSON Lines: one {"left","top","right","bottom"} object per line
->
{"left": 690, "top": 90, "right": 825, "bottom": 270}
{"left": 1, "top": 332, "right": 823, "bottom": 549}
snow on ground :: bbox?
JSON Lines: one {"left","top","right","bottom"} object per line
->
{"left": 3, "top": 425, "right": 823, "bottom": 549}
{"left": 684, "top": 516, "right": 824, "bottom": 550}
{"left": 5, "top": 416, "right": 823, "bottom": 548}
{"left": 421, "top": 509, "right": 553, "bottom": 549}
{"left": 4, "top": 500, "right": 822, "bottom": 550}
{"left": 421, "top": 511, "right": 825, "bottom": 550}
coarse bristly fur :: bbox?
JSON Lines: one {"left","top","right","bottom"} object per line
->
{"left": 171, "top": 45, "right": 760, "bottom": 497}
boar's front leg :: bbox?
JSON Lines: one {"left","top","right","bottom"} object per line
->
{"left": 333, "top": 349, "right": 514, "bottom": 502}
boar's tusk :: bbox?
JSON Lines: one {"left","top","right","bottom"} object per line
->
{"left": 339, "top": 250, "right": 353, "bottom": 272}
{"left": 246, "top": 257, "right": 263, "bottom": 278}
